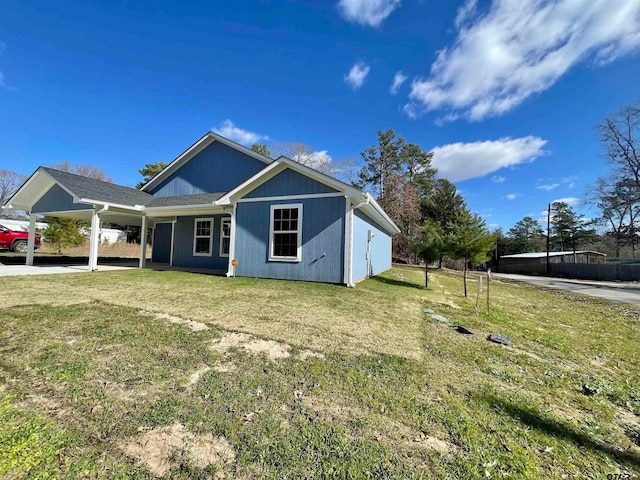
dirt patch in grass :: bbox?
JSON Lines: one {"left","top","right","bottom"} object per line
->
{"left": 144, "top": 311, "right": 209, "bottom": 332}
{"left": 210, "top": 332, "right": 291, "bottom": 360}
{"left": 121, "top": 423, "right": 235, "bottom": 477}
{"left": 298, "top": 349, "right": 325, "bottom": 360}
{"left": 187, "top": 365, "right": 212, "bottom": 386}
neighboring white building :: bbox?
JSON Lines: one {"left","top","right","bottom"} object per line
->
{"left": 0, "top": 218, "right": 125, "bottom": 244}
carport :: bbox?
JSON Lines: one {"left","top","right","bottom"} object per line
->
{"left": 4, "top": 167, "right": 164, "bottom": 271}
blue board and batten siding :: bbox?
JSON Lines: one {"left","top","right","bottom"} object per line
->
{"left": 352, "top": 209, "right": 392, "bottom": 282}
{"left": 150, "top": 141, "right": 266, "bottom": 198}
{"left": 152, "top": 223, "right": 173, "bottom": 263}
{"left": 235, "top": 196, "right": 345, "bottom": 283}
{"left": 32, "top": 184, "right": 92, "bottom": 213}
{"left": 171, "top": 215, "right": 230, "bottom": 270}
{"left": 244, "top": 168, "right": 338, "bottom": 198}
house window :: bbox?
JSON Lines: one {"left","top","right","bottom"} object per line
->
{"left": 193, "top": 218, "right": 213, "bottom": 256}
{"left": 220, "top": 217, "right": 231, "bottom": 257}
{"left": 269, "top": 204, "right": 302, "bottom": 262}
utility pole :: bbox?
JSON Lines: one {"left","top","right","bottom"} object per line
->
{"left": 546, "top": 203, "right": 551, "bottom": 275}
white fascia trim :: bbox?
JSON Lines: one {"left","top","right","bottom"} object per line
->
{"left": 358, "top": 192, "right": 401, "bottom": 235}
{"left": 275, "top": 156, "right": 362, "bottom": 197}
{"left": 268, "top": 203, "right": 303, "bottom": 263}
{"left": 217, "top": 158, "right": 358, "bottom": 206}
{"left": 193, "top": 217, "right": 214, "bottom": 257}
{"left": 237, "top": 192, "right": 344, "bottom": 203}
{"left": 4, "top": 169, "right": 54, "bottom": 210}
{"left": 219, "top": 216, "right": 231, "bottom": 257}
{"left": 140, "top": 132, "right": 273, "bottom": 193}
{"left": 79, "top": 198, "right": 144, "bottom": 212}
{"left": 215, "top": 161, "right": 284, "bottom": 205}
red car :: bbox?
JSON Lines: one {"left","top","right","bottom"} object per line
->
{"left": 0, "top": 223, "right": 41, "bottom": 253}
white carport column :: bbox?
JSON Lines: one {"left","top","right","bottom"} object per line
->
{"left": 139, "top": 215, "right": 148, "bottom": 268}
{"left": 226, "top": 203, "right": 237, "bottom": 277}
{"left": 26, "top": 214, "right": 37, "bottom": 266}
{"left": 88, "top": 209, "right": 101, "bottom": 271}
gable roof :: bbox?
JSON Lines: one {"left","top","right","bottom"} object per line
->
{"left": 140, "top": 131, "right": 274, "bottom": 193}
{"left": 5, "top": 167, "right": 154, "bottom": 212}
{"left": 215, "top": 155, "right": 401, "bottom": 235}
{"left": 215, "top": 155, "right": 362, "bottom": 205}
{"left": 42, "top": 168, "right": 154, "bottom": 206}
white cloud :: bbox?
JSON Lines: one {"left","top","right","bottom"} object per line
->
{"left": 390, "top": 71, "right": 407, "bottom": 95}
{"left": 537, "top": 183, "right": 560, "bottom": 191}
{"left": 431, "top": 136, "right": 547, "bottom": 182}
{"left": 406, "top": 0, "right": 640, "bottom": 121}
{"left": 337, "top": 0, "right": 401, "bottom": 28}
{"left": 212, "top": 119, "right": 266, "bottom": 146}
{"left": 506, "top": 193, "right": 517, "bottom": 200}
{"left": 552, "top": 196, "right": 580, "bottom": 206}
{"left": 454, "top": 0, "right": 477, "bottom": 28}
{"left": 344, "top": 62, "right": 370, "bottom": 89}
{"left": 491, "top": 175, "right": 505, "bottom": 183}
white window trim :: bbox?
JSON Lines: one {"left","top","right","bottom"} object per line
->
{"left": 269, "top": 203, "right": 303, "bottom": 262}
{"left": 193, "top": 217, "right": 214, "bottom": 257}
{"left": 219, "top": 217, "right": 231, "bottom": 257}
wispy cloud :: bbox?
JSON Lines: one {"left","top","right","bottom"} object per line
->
{"left": 537, "top": 183, "right": 560, "bottom": 191}
{"left": 406, "top": 0, "right": 640, "bottom": 121}
{"left": 390, "top": 71, "right": 407, "bottom": 95}
{"left": 552, "top": 196, "right": 580, "bottom": 207}
{"left": 212, "top": 119, "right": 267, "bottom": 146}
{"left": 0, "top": 41, "right": 5, "bottom": 88}
{"left": 337, "top": 0, "right": 401, "bottom": 28}
{"left": 491, "top": 175, "right": 505, "bottom": 183}
{"left": 506, "top": 193, "right": 517, "bottom": 200}
{"left": 431, "top": 136, "right": 547, "bottom": 182}
{"left": 344, "top": 62, "right": 370, "bottom": 89}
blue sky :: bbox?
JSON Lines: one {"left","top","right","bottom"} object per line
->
{"left": 2, "top": 0, "right": 640, "bottom": 230}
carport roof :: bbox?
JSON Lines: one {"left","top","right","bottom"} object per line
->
{"left": 41, "top": 167, "right": 154, "bottom": 206}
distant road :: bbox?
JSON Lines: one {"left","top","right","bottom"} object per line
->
{"left": 493, "top": 273, "right": 640, "bottom": 307}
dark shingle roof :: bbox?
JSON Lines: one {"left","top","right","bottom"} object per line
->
{"left": 42, "top": 167, "right": 154, "bottom": 206}
{"left": 146, "top": 192, "right": 225, "bottom": 208}
{"left": 41, "top": 167, "right": 226, "bottom": 209}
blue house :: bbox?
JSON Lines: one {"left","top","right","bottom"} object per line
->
{"left": 5, "top": 132, "right": 399, "bottom": 285}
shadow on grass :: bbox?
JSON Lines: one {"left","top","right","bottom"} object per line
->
{"left": 479, "top": 391, "right": 640, "bottom": 468}
{"left": 368, "top": 275, "right": 426, "bottom": 291}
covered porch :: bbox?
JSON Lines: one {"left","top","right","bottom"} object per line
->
{"left": 3, "top": 167, "right": 157, "bottom": 272}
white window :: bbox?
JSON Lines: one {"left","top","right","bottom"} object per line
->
{"left": 269, "top": 203, "right": 302, "bottom": 262}
{"left": 193, "top": 218, "right": 213, "bottom": 256}
{"left": 220, "top": 217, "right": 231, "bottom": 257}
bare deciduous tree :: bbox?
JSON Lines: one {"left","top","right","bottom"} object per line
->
{"left": 0, "top": 169, "right": 26, "bottom": 208}
{"left": 51, "top": 161, "right": 113, "bottom": 182}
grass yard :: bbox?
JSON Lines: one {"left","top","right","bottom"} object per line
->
{"left": 0, "top": 266, "right": 638, "bottom": 479}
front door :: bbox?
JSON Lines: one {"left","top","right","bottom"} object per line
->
{"left": 152, "top": 223, "right": 173, "bottom": 263}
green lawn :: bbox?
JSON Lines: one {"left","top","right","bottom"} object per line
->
{"left": 0, "top": 266, "right": 638, "bottom": 479}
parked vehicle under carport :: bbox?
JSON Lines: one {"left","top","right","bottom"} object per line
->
{"left": 0, "top": 223, "right": 41, "bottom": 253}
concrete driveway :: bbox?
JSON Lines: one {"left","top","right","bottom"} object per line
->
{"left": 493, "top": 273, "right": 640, "bottom": 306}
{"left": 0, "top": 264, "right": 136, "bottom": 277}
